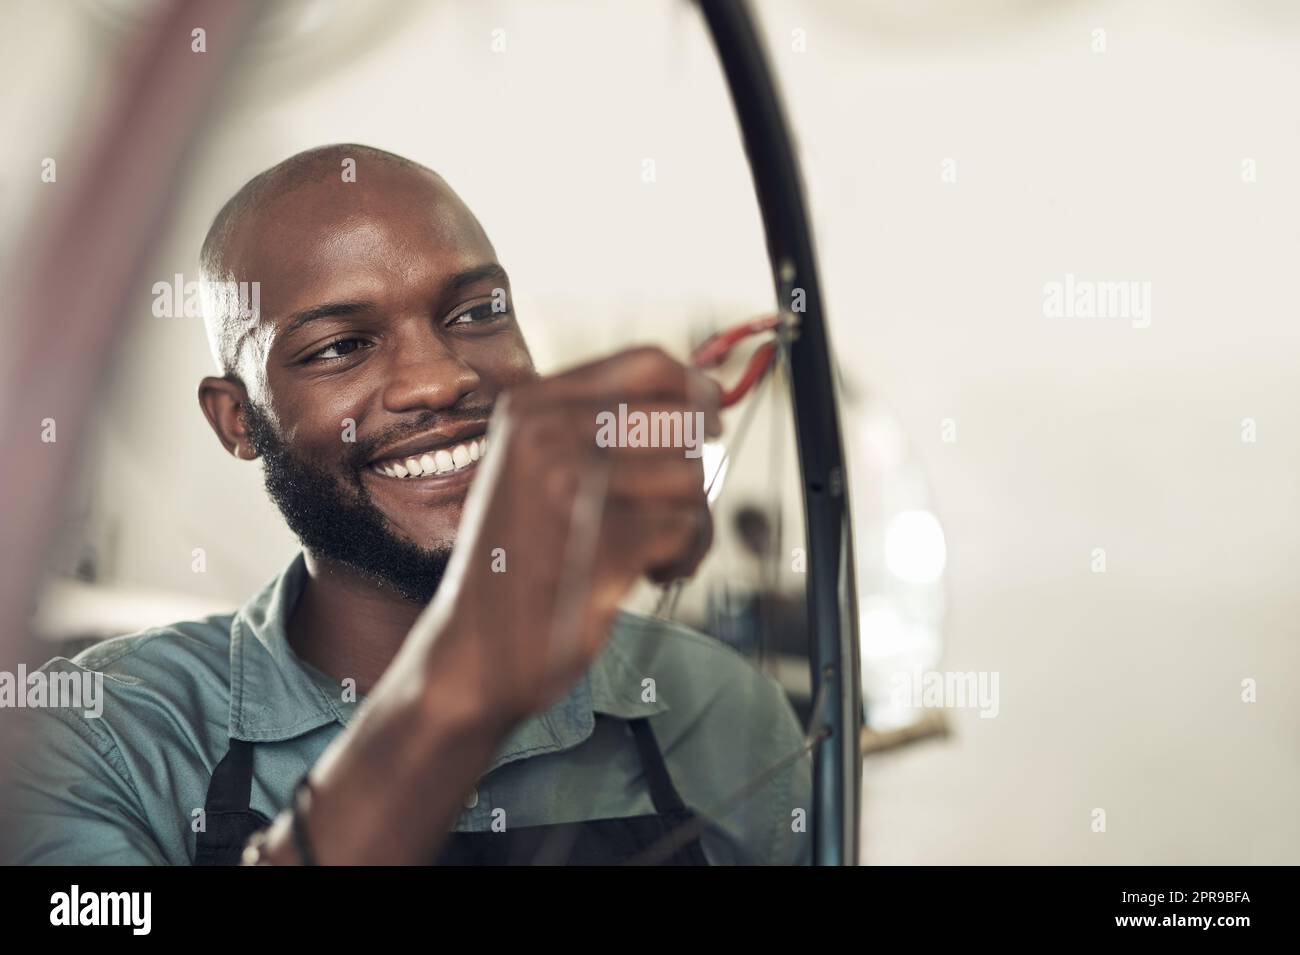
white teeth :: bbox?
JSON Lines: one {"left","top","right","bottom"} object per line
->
{"left": 371, "top": 436, "right": 489, "bottom": 478}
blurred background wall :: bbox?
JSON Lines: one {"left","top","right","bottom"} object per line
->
{"left": 2, "top": 0, "right": 1297, "bottom": 864}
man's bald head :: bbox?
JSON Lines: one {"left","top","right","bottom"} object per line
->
{"left": 199, "top": 143, "right": 488, "bottom": 381}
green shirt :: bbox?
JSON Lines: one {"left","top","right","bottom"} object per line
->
{"left": 4, "top": 553, "right": 811, "bottom": 865}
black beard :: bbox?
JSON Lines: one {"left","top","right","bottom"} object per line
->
{"left": 241, "top": 399, "right": 450, "bottom": 604}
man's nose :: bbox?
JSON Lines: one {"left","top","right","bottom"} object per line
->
{"left": 380, "top": 330, "right": 481, "bottom": 413}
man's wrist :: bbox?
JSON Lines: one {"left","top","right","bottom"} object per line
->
{"left": 290, "top": 676, "right": 512, "bottom": 864}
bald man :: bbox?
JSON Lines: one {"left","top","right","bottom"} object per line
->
{"left": 4, "top": 145, "right": 810, "bottom": 866}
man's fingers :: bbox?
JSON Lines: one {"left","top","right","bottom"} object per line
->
{"left": 605, "top": 499, "right": 713, "bottom": 585}
{"left": 538, "top": 346, "right": 691, "bottom": 400}
{"left": 514, "top": 348, "right": 724, "bottom": 439}
{"left": 604, "top": 455, "right": 706, "bottom": 504}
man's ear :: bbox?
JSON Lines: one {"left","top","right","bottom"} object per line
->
{"left": 198, "top": 375, "right": 259, "bottom": 461}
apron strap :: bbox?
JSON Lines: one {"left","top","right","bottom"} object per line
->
{"left": 194, "top": 738, "right": 272, "bottom": 865}
{"left": 626, "top": 717, "right": 689, "bottom": 815}
{"left": 204, "top": 737, "right": 257, "bottom": 812}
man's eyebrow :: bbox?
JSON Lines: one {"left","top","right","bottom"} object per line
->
{"left": 449, "top": 263, "right": 508, "bottom": 291}
{"left": 282, "top": 300, "right": 374, "bottom": 336}
{"left": 279, "top": 266, "right": 507, "bottom": 335}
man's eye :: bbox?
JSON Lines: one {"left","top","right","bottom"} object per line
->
{"left": 311, "top": 338, "right": 370, "bottom": 362}
{"left": 448, "top": 302, "right": 507, "bottom": 326}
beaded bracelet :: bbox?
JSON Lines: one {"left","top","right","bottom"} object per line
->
{"left": 239, "top": 828, "right": 272, "bottom": 866}
{"left": 290, "top": 772, "right": 319, "bottom": 866}
{"left": 238, "top": 775, "right": 319, "bottom": 865}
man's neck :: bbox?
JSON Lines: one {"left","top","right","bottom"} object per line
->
{"left": 286, "top": 552, "right": 424, "bottom": 696}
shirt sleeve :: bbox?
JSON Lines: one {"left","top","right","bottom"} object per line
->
{"left": 696, "top": 664, "right": 815, "bottom": 866}
{"left": 2, "top": 706, "right": 169, "bottom": 865}
{"left": 763, "top": 687, "right": 814, "bottom": 866}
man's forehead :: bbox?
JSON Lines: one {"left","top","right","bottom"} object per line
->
{"left": 227, "top": 173, "right": 494, "bottom": 317}
{"left": 230, "top": 170, "right": 484, "bottom": 274}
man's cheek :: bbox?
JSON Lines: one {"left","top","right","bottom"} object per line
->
{"left": 307, "top": 436, "right": 367, "bottom": 478}
{"left": 496, "top": 359, "right": 540, "bottom": 392}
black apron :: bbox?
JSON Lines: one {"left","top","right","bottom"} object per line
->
{"left": 194, "top": 716, "right": 710, "bottom": 866}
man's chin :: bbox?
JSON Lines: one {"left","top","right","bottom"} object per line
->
{"left": 355, "top": 560, "right": 447, "bottom": 604}
{"left": 265, "top": 471, "right": 453, "bottom": 604}
{"left": 322, "top": 538, "right": 453, "bottom": 605}
{"left": 364, "top": 499, "right": 462, "bottom": 553}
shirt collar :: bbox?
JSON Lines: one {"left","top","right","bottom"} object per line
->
{"left": 228, "top": 552, "right": 669, "bottom": 765}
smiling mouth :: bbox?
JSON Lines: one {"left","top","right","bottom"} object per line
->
{"left": 368, "top": 435, "right": 489, "bottom": 480}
